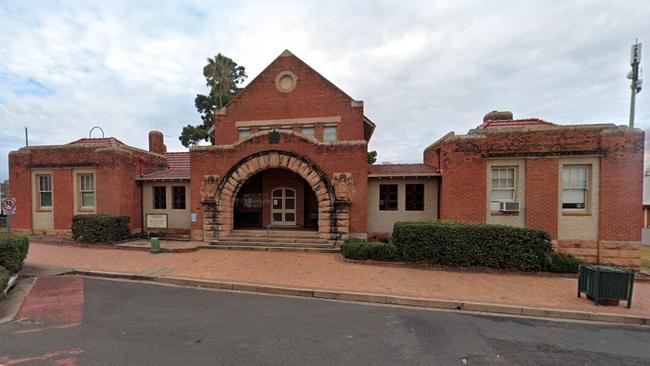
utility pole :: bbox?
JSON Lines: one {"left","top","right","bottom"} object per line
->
{"left": 628, "top": 39, "right": 643, "bottom": 128}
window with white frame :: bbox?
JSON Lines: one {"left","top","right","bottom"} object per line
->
{"left": 562, "top": 165, "right": 589, "bottom": 209}
{"left": 323, "top": 126, "right": 337, "bottom": 142}
{"left": 79, "top": 173, "right": 95, "bottom": 209}
{"left": 37, "top": 174, "right": 52, "bottom": 209}
{"left": 238, "top": 129, "right": 251, "bottom": 140}
{"left": 490, "top": 167, "right": 516, "bottom": 203}
{"left": 301, "top": 125, "right": 315, "bottom": 138}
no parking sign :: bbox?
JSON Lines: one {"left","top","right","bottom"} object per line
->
{"left": 1, "top": 197, "right": 16, "bottom": 215}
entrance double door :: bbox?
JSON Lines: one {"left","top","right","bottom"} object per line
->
{"left": 271, "top": 188, "right": 296, "bottom": 226}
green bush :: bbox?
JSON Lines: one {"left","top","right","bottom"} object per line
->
{"left": 392, "top": 221, "right": 553, "bottom": 271}
{"left": 0, "top": 233, "right": 29, "bottom": 273}
{"left": 341, "top": 239, "right": 400, "bottom": 261}
{"left": 72, "top": 215, "right": 131, "bottom": 243}
{"left": 546, "top": 252, "right": 584, "bottom": 273}
{"left": 0, "top": 265, "right": 9, "bottom": 292}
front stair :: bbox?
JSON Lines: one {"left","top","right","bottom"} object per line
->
{"left": 208, "top": 229, "right": 340, "bottom": 253}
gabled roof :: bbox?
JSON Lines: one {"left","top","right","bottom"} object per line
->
{"left": 68, "top": 137, "right": 124, "bottom": 147}
{"left": 208, "top": 49, "right": 375, "bottom": 141}
{"left": 137, "top": 152, "right": 190, "bottom": 181}
{"left": 368, "top": 163, "right": 440, "bottom": 177}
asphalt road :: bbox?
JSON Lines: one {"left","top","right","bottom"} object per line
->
{"left": 1, "top": 276, "right": 649, "bottom": 365}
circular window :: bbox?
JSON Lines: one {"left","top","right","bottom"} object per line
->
{"left": 275, "top": 71, "right": 297, "bottom": 93}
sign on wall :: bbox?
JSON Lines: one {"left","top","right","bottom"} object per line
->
{"left": 1, "top": 197, "right": 16, "bottom": 216}
{"left": 146, "top": 213, "right": 168, "bottom": 229}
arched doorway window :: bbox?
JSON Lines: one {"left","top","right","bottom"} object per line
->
{"left": 271, "top": 187, "right": 296, "bottom": 225}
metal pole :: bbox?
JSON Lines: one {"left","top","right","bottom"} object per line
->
{"left": 24, "top": 127, "right": 28, "bottom": 147}
{"left": 629, "top": 40, "right": 642, "bottom": 128}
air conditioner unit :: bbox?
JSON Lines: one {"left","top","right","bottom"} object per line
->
{"left": 499, "top": 201, "right": 520, "bottom": 212}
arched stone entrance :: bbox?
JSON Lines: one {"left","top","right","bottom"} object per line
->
{"left": 200, "top": 150, "right": 352, "bottom": 241}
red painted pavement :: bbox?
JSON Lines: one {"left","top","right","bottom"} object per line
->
{"left": 0, "top": 349, "right": 83, "bottom": 366}
{"left": 16, "top": 276, "right": 84, "bottom": 330}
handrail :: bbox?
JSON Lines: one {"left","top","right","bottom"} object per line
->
{"left": 266, "top": 222, "right": 274, "bottom": 239}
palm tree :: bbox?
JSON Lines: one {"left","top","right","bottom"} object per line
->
{"left": 203, "top": 54, "right": 235, "bottom": 109}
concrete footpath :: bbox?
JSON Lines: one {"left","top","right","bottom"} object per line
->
{"left": 22, "top": 242, "right": 650, "bottom": 325}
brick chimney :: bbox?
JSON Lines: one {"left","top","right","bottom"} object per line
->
{"left": 148, "top": 130, "right": 166, "bottom": 155}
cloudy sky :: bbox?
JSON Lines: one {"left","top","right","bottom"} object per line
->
{"left": 1, "top": 0, "right": 649, "bottom": 181}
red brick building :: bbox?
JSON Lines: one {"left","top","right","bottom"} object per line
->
{"left": 6, "top": 50, "right": 645, "bottom": 267}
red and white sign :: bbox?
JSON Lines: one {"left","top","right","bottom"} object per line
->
{"left": 1, "top": 197, "right": 16, "bottom": 215}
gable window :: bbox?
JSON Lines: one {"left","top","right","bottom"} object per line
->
{"left": 79, "top": 173, "right": 95, "bottom": 209}
{"left": 153, "top": 186, "right": 167, "bottom": 209}
{"left": 301, "top": 126, "right": 315, "bottom": 138}
{"left": 172, "top": 186, "right": 186, "bottom": 210}
{"left": 562, "top": 165, "right": 589, "bottom": 210}
{"left": 323, "top": 126, "right": 337, "bottom": 142}
{"left": 37, "top": 174, "right": 52, "bottom": 209}
{"left": 379, "top": 184, "right": 398, "bottom": 211}
{"left": 490, "top": 167, "right": 516, "bottom": 202}
{"left": 405, "top": 184, "right": 424, "bottom": 211}
{"left": 238, "top": 129, "right": 251, "bottom": 140}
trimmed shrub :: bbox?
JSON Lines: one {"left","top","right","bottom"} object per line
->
{"left": 0, "top": 233, "right": 29, "bottom": 273}
{"left": 0, "top": 265, "right": 9, "bottom": 292}
{"left": 0, "top": 265, "right": 9, "bottom": 293}
{"left": 546, "top": 252, "right": 584, "bottom": 273}
{"left": 72, "top": 215, "right": 131, "bottom": 243}
{"left": 341, "top": 239, "right": 400, "bottom": 261}
{"left": 393, "top": 221, "right": 553, "bottom": 271}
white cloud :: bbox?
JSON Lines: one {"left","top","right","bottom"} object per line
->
{"left": 1, "top": 0, "right": 649, "bottom": 180}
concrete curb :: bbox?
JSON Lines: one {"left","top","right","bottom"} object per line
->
{"left": 32, "top": 240, "right": 200, "bottom": 253}
{"left": 65, "top": 270, "right": 650, "bottom": 326}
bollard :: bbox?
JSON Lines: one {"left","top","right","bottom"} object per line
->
{"left": 150, "top": 237, "right": 161, "bottom": 254}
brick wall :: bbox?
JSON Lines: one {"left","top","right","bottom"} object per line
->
{"left": 437, "top": 138, "right": 486, "bottom": 223}
{"left": 214, "top": 53, "right": 365, "bottom": 145}
{"left": 53, "top": 169, "right": 73, "bottom": 234}
{"left": 191, "top": 133, "right": 368, "bottom": 237}
{"left": 425, "top": 124, "right": 644, "bottom": 268}
{"left": 7, "top": 144, "right": 167, "bottom": 234}
{"left": 525, "top": 158, "right": 558, "bottom": 237}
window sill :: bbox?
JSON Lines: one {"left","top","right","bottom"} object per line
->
{"left": 490, "top": 211, "right": 519, "bottom": 217}
{"left": 36, "top": 208, "right": 52, "bottom": 213}
{"left": 562, "top": 211, "right": 591, "bottom": 217}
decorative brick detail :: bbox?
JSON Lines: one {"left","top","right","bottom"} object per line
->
{"left": 200, "top": 175, "right": 220, "bottom": 202}
{"left": 332, "top": 172, "right": 353, "bottom": 202}
{"left": 200, "top": 150, "right": 353, "bottom": 241}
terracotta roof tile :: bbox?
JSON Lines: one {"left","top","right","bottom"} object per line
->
{"left": 67, "top": 137, "right": 124, "bottom": 147}
{"left": 478, "top": 118, "right": 555, "bottom": 129}
{"left": 368, "top": 164, "right": 440, "bottom": 177}
{"left": 139, "top": 152, "right": 190, "bottom": 181}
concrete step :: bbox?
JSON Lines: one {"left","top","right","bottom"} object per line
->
{"left": 204, "top": 243, "right": 339, "bottom": 253}
{"left": 229, "top": 230, "right": 320, "bottom": 239}
{"left": 219, "top": 236, "right": 328, "bottom": 244}
{"left": 210, "top": 240, "right": 334, "bottom": 248}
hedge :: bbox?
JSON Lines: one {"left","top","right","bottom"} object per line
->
{"left": 0, "top": 233, "right": 30, "bottom": 273}
{"left": 0, "top": 265, "right": 9, "bottom": 293}
{"left": 72, "top": 215, "right": 131, "bottom": 243}
{"left": 546, "top": 252, "right": 584, "bottom": 273}
{"left": 393, "top": 221, "right": 553, "bottom": 271}
{"left": 341, "top": 239, "right": 401, "bottom": 262}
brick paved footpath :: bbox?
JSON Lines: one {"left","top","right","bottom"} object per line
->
{"left": 24, "top": 242, "right": 649, "bottom": 318}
